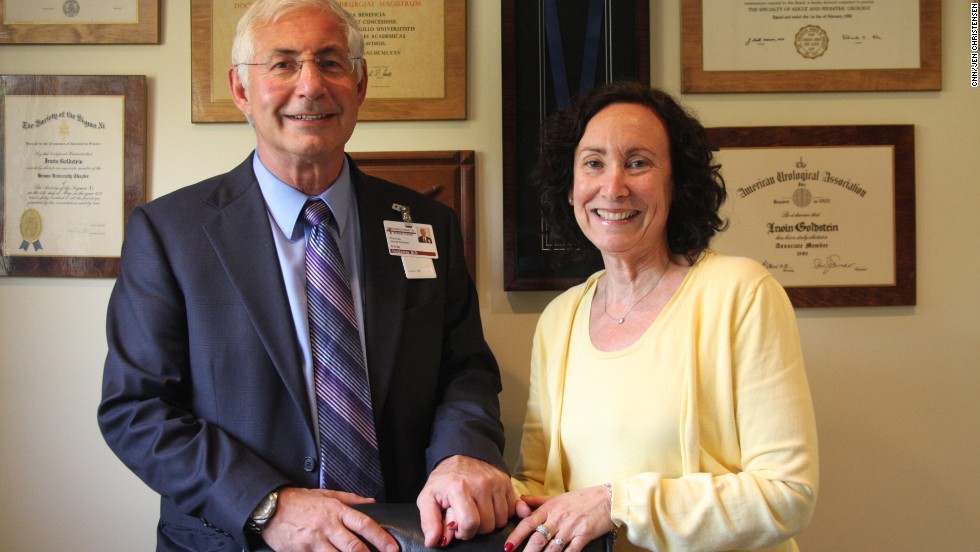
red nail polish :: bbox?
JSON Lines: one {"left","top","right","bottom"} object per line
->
{"left": 504, "top": 542, "right": 515, "bottom": 552}
{"left": 448, "top": 521, "right": 457, "bottom": 529}
{"left": 441, "top": 537, "right": 448, "bottom": 547}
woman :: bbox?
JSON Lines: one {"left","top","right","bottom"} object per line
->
{"left": 505, "top": 81, "right": 818, "bottom": 552}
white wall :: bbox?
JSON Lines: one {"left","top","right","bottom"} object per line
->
{"left": 1, "top": 2, "right": 978, "bottom": 550}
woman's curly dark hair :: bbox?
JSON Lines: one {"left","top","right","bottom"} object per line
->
{"left": 536, "top": 81, "right": 727, "bottom": 263}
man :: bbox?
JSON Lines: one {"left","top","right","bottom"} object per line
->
{"left": 97, "top": 1, "right": 515, "bottom": 550}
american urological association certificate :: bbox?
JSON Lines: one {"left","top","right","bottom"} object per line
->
{"left": 701, "top": 0, "right": 921, "bottom": 71}
{"left": 711, "top": 146, "right": 896, "bottom": 288}
{"left": 3, "top": 95, "right": 125, "bottom": 258}
{"left": 4, "top": 0, "right": 139, "bottom": 24}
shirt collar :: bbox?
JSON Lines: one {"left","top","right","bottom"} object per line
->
{"left": 253, "top": 152, "right": 356, "bottom": 239}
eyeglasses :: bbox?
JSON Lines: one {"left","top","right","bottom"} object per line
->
{"left": 237, "top": 53, "right": 361, "bottom": 82}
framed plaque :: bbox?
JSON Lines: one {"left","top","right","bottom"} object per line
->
{"left": 191, "top": 0, "right": 466, "bottom": 123}
{"left": 0, "top": 0, "right": 159, "bottom": 44}
{"left": 1, "top": 75, "right": 146, "bottom": 278}
{"left": 682, "top": 0, "right": 941, "bottom": 93}
{"left": 503, "top": 0, "right": 650, "bottom": 291}
{"left": 707, "top": 125, "right": 915, "bottom": 308}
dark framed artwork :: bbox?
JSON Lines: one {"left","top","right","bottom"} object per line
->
{"left": 707, "top": 125, "right": 916, "bottom": 307}
{"left": 502, "top": 0, "right": 650, "bottom": 291}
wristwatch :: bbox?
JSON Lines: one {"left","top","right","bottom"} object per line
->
{"left": 246, "top": 490, "right": 280, "bottom": 534}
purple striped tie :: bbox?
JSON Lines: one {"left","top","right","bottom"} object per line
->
{"left": 303, "top": 200, "right": 383, "bottom": 499}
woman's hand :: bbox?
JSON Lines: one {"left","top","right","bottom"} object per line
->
{"left": 503, "top": 486, "right": 616, "bottom": 552}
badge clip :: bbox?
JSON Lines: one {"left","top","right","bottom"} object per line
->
{"left": 392, "top": 203, "right": 412, "bottom": 222}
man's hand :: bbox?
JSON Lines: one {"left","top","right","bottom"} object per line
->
{"left": 417, "top": 455, "right": 517, "bottom": 548}
{"left": 261, "top": 487, "right": 399, "bottom": 552}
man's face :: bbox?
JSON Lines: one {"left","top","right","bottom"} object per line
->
{"left": 229, "top": 7, "right": 367, "bottom": 172}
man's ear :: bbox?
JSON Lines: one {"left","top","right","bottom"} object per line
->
{"left": 228, "top": 65, "right": 252, "bottom": 117}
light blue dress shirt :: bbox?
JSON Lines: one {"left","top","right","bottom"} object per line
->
{"left": 252, "top": 152, "right": 368, "bottom": 437}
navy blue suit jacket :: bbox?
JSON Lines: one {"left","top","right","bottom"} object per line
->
{"left": 98, "top": 154, "right": 506, "bottom": 551}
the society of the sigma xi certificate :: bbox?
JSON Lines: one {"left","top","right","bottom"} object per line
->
{"left": 711, "top": 146, "right": 895, "bottom": 288}
{"left": 3, "top": 95, "right": 124, "bottom": 258}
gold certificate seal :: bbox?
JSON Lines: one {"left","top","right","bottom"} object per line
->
{"left": 19, "top": 208, "right": 44, "bottom": 252}
{"left": 795, "top": 25, "right": 829, "bottom": 59}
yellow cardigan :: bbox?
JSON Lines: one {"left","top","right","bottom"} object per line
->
{"left": 512, "top": 251, "right": 818, "bottom": 552}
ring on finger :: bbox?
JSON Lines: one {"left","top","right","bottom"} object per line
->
{"left": 535, "top": 524, "right": 553, "bottom": 541}
{"left": 551, "top": 537, "right": 568, "bottom": 550}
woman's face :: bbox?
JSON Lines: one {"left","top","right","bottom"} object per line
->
{"left": 571, "top": 102, "right": 673, "bottom": 260}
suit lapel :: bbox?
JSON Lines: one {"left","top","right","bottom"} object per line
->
{"left": 352, "top": 165, "right": 406, "bottom": 418}
{"left": 201, "top": 156, "right": 314, "bottom": 432}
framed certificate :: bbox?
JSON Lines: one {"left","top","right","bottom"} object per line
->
{"left": 707, "top": 125, "right": 915, "bottom": 307}
{"left": 191, "top": 0, "right": 466, "bottom": 123}
{"left": 0, "top": 0, "right": 159, "bottom": 44}
{"left": 682, "top": 0, "right": 941, "bottom": 93}
{"left": 1, "top": 75, "right": 146, "bottom": 278}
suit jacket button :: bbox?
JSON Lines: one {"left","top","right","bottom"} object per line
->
{"left": 303, "top": 456, "right": 317, "bottom": 472}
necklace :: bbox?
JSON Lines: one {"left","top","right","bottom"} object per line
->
{"left": 602, "top": 264, "right": 669, "bottom": 325}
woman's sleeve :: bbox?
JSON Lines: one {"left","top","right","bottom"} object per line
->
{"left": 611, "top": 272, "right": 819, "bottom": 552}
{"left": 511, "top": 308, "right": 557, "bottom": 497}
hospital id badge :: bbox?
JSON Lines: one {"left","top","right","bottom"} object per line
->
{"left": 383, "top": 220, "right": 438, "bottom": 279}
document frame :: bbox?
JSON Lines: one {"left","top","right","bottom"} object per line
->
{"left": 0, "top": 74, "right": 146, "bottom": 278}
{"left": 706, "top": 125, "right": 916, "bottom": 308}
{"left": 0, "top": 0, "right": 159, "bottom": 44}
{"left": 681, "top": 0, "right": 941, "bottom": 93}
{"left": 191, "top": 0, "right": 466, "bottom": 123}
{"left": 502, "top": 0, "right": 650, "bottom": 291}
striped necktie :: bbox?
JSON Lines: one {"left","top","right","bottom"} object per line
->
{"left": 303, "top": 199, "right": 384, "bottom": 499}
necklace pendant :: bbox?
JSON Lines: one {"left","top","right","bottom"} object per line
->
{"left": 617, "top": 318, "right": 625, "bottom": 324}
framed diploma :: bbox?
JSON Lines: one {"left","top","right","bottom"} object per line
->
{"left": 0, "top": 0, "right": 159, "bottom": 44}
{"left": 191, "top": 0, "right": 466, "bottom": 123}
{"left": 682, "top": 0, "right": 941, "bottom": 93}
{"left": 503, "top": 0, "right": 650, "bottom": 291}
{"left": 707, "top": 125, "right": 915, "bottom": 308}
{"left": 1, "top": 75, "right": 146, "bottom": 278}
